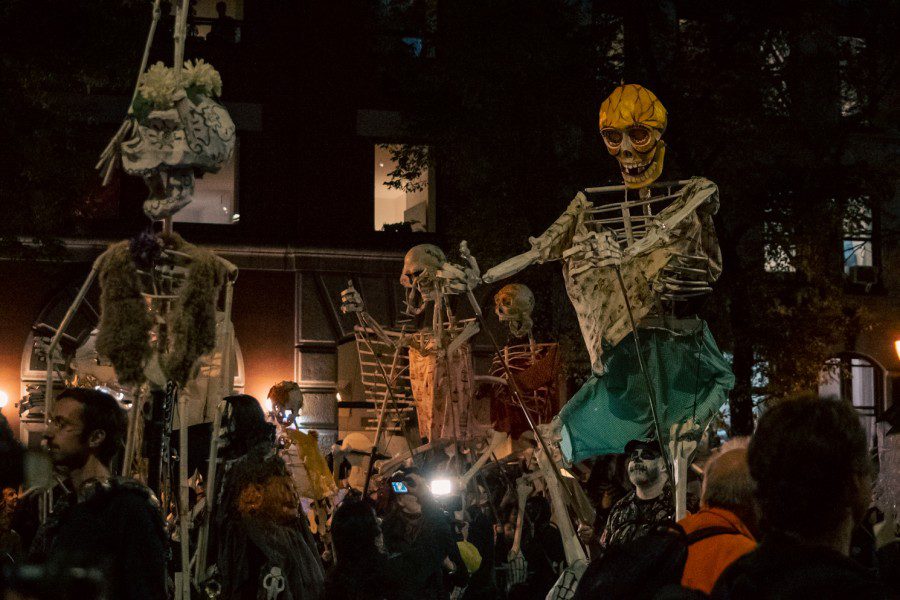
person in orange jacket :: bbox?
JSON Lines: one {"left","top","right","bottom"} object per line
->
{"left": 678, "top": 442, "right": 758, "bottom": 595}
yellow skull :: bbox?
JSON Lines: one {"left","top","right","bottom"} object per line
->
{"left": 598, "top": 84, "right": 668, "bottom": 189}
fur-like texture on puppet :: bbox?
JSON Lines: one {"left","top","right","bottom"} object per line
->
{"left": 96, "top": 232, "right": 227, "bottom": 387}
{"left": 96, "top": 241, "right": 154, "bottom": 386}
{"left": 161, "top": 234, "right": 227, "bottom": 386}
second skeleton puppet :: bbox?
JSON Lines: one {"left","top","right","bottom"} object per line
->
{"left": 489, "top": 284, "right": 561, "bottom": 438}
{"left": 340, "top": 244, "right": 491, "bottom": 445}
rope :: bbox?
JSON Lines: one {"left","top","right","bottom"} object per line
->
{"left": 96, "top": 0, "right": 162, "bottom": 184}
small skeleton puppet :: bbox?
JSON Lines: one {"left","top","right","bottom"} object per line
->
{"left": 340, "top": 244, "right": 490, "bottom": 445}
{"left": 490, "top": 284, "right": 561, "bottom": 438}
{"left": 98, "top": 59, "right": 236, "bottom": 221}
{"left": 480, "top": 84, "right": 734, "bottom": 471}
{"left": 266, "top": 382, "right": 337, "bottom": 538}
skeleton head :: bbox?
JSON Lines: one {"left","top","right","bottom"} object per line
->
{"left": 494, "top": 284, "right": 535, "bottom": 338}
{"left": 122, "top": 87, "right": 236, "bottom": 221}
{"left": 267, "top": 380, "right": 303, "bottom": 426}
{"left": 400, "top": 244, "right": 446, "bottom": 315}
{"left": 598, "top": 84, "right": 667, "bottom": 189}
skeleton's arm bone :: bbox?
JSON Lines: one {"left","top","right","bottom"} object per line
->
{"left": 481, "top": 248, "right": 543, "bottom": 284}
{"left": 482, "top": 192, "right": 590, "bottom": 284}
{"left": 624, "top": 178, "right": 717, "bottom": 259}
{"left": 476, "top": 375, "right": 507, "bottom": 386}
{"left": 457, "top": 431, "right": 508, "bottom": 490}
{"left": 377, "top": 440, "right": 454, "bottom": 475}
{"left": 446, "top": 320, "right": 479, "bottom": 355}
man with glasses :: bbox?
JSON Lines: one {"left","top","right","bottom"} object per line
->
{"left": 26, "top": 387, "right": 166, "bottom": 600}
{"left": 599, "top": 438, "right": 685, "bottom": 550}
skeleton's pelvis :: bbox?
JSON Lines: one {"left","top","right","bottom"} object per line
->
{"left": 408, "top": 344, "right": 486, "bottom": 441}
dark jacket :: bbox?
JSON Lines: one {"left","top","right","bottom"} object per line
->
{"left": 383, "top": 503, "right": 452, "bottom": 600}
{"left": 711, "top": 531, "right": 899, "bottom": 599}
{"left": 28, "top": 478, "right": 166, "bottom": 600}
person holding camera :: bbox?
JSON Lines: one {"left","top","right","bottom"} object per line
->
{"left": 382, "top": 468, "right": 459, "bottom": 600}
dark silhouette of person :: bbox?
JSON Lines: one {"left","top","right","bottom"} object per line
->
{"left": 208, "top": 1, "right": 237, "bottom": 45}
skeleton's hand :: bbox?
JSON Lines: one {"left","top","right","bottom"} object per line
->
{"left": 563, "top": 230, "right": 623, "bottom": 277}
{"left": 668, "top": 419, "right": 701, "bottom": 461}
{"left": 577, "top": 523, "right": 595, "bottom": 544}
{"left": 339, "top": 281, "right": 364, "bottom": 314}
{"left": 437, "top": 241, "right": 482, "bottom": 295}
{"left": 515, "top": 476, "right": 534, "bottom": 500}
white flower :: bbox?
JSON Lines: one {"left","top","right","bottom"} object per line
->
{"left": 137, "top": 62, "right": 177, "bottom": 109}
{"left": 180, "top": 59, "right": 223, "bottom": 97}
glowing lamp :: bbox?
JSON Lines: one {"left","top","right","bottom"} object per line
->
{"left": 895, "top": 340, "right": 900, "bottom": 362}
{"left": 430, "top": 479, "right": 453, "bottom": 496}
{"left": 0, "top": 390, "right": 8, "bottom": 409}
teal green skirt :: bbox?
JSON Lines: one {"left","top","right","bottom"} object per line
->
{"left": 560, "top": 320, "right": 734, "bottom": 463}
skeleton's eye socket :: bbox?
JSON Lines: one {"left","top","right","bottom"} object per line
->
{"left": 601, "top": 129, "right": 623, "bottom": 146}
{"left": 627, "top": 126, "right": 653, "bottom": 147}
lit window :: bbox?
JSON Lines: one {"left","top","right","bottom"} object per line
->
{"left": 374, "top": 143, "right": 434, "bottom": 232}
{"left": 186, "top": 0, "right": 244, "bottom": 44}
{"left": 843, "top": 196, "right": 873, "bottom": 275}
{"left": 174, "top": 138, "right": 239, "bottom": 225}
{"left": 819, "top": 355, "right": 881, "bottom": 451}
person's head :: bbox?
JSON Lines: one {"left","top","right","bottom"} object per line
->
{"left": 216, "top": 1, "right": 226, "bottom": 16}
{"left": 221, "top": 394, "right": 275, "bottom": 457}
{"left": 388, "top": 471, "right": 422, "bottom": 515}
{"left": 625, "top": 439, "right": 666, "bottom": 490}
{"left": 749, "top": 396, "right": 872, "bottom": 541}
{"left": 525, "top": 495, "right": 551, "bottom": 526}
{"left": 700, "top": 439, "right": 758, "bottom": 534}
{"left": 2, "top": 487, "right": 16, "bottom": 512}
{"left": 332, "top": 498, "right": 383, "bottom": 563}
{"left": 502, "top": 521, "right": 516, "bottom": 542}
{"left": 45, "top": 388, "right": 125, "bottom": 470}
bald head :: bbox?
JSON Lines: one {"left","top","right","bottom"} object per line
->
{"left": 701, "top": 448, "right": 754, "bottom": 513}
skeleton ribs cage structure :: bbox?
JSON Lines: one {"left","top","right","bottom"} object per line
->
{"left": 353, "top": 325, "right": 418, "bottom": 441}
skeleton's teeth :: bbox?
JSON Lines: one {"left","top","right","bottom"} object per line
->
{"left": 622, "top": 162, "right": 651, "bottom": 176}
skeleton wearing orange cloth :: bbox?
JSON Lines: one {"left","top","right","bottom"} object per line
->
{"left": 488, "top": 283, "right": 562, "bottom": 438}
{"left": 340, "top": 244, "right": 491, "bottom": 444}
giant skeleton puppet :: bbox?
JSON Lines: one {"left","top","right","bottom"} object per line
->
{"left": 73, "top": 4, "right": 242, "bottom": 596}
{"left": 455, "top": 85, "right": 733, "bottom": 524}
{"left": 340, "top": 245, "right": 491, "bottom": 447}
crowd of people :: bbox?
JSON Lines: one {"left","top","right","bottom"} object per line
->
{"left": 0, "top": 388, "right": 897, "bottom": 599}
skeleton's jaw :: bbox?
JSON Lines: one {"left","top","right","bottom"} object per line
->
{"left": 621, "top": 144, "right": 665, "bottom": 189}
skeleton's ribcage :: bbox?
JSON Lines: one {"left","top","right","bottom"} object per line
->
{"left": 490, "top": 343, "right": 558, "bottom": 423}
{"left": 408, "top": 343, "right": 485, "bottom": 441}
{"left": 566, "top": 180, "right": 721, "bottom": 374}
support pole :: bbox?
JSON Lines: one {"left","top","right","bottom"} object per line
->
{"left": 613, "top": 266, "right": 675, "bottom": 486}
{"left": 178, "top": 393, "right": 191, "bottom": 600}
{"left": 43, "top": 256, "right": 102, "bottom": 425}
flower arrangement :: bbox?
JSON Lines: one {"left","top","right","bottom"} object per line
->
{"left": 131, "top": 59, "right": 223, "bottom": 121}
{"left": 136, "top": 61, "right": 178, "bottom": 110}
{"left": 180, "top": 58, "right": 223, "bottom": 98}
